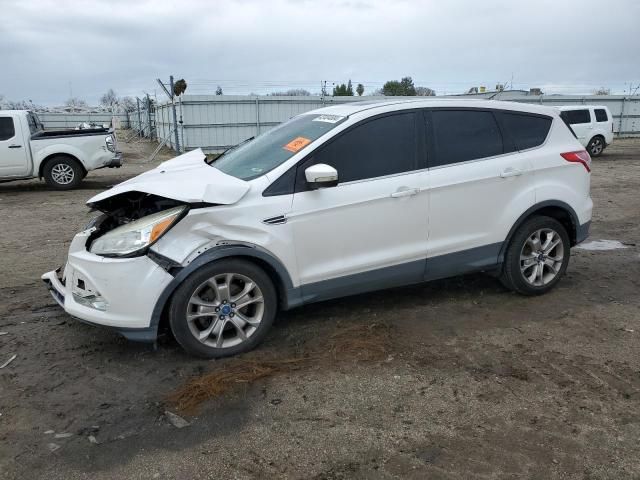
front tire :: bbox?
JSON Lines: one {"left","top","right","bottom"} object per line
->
{"left": 43, "top": 156, "right": 84, "bottom": 190}
{"left": 169, "top": 259, "right": 277, "bottom": 358}
{"left": 587, "top": 136, "right": 605, "bottom": 157}
{"left": 500, "top": 216, "right": 570, "bottom": 296}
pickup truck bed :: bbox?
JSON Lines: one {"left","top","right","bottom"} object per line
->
{"left": 32, "top": 127, "right": 111, "bottom": 139}
{"left": 0, "top": 110, "right": 121, "bottom": 189}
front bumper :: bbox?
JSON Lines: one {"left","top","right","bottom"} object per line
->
{"left": 41, "top": 230, "right": 174, "bottom": 342}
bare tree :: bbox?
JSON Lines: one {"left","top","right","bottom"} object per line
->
{"left": 268, "top": 89, "right": 311, "bottom": 96}
{"left": 415, "top": 86, "right": 436, "bottom": 96}
{"left": 119, "top": 96, "right": 137, "bottom": 112}
{"left": 100, "top": 89, "right": 118, "bottom": 109}
{"left": 593, "top": 86, "right": 611, "bottom": 95}
{"left": 215, "top": 86, "right": 223, "bottom": 95}
{"left": 356, "top": 83, "right": 365, "bottom": 96}
{"left": 65, "top": 97, "right": 88, "bottom": 112}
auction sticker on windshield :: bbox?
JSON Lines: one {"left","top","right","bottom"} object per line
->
{"left": 283, "top": 137, "right": 312, "bottom": 153}
{"left": 313, "top": 114, "right": 345, "bottom": 124}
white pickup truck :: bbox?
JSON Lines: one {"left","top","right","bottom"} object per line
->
{"left": 0, "top": 110, "right": 122, "bottom": 189}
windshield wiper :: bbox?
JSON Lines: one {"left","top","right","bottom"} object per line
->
{"left": 207, "top": 136, "right": 255, "bottom": 164}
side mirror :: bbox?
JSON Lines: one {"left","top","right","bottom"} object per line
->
{"left": 305, "top": 164, "right": 338, "bottom": 189}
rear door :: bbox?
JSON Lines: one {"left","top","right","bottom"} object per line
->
{"left": 593, "top": 107, "right": 613, "bottom": 143}
{"left": 0, "top": 114, "right": 30, "bottom": 177}
{"left": 423, "top": 108, "right": 537, "bottom": 278}
{"left": 560, "top": 109, "right": 592, "bottom": 146}
{"left": 290, "top": 111, "right": 429, "bottom": 298}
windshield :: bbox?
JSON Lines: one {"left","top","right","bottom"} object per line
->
{"left": 213, "top": 113, "right": 347, "bottom": 180}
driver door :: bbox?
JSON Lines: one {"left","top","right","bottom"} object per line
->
{"left": 0, "top": 115, "right": 30, "bottom": 177}
{"left": 289, "top": 111, "right": 429, "bottom": 302}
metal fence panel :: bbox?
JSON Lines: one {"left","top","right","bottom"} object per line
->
{"left": 152, "top": 94, "right": 640, "bottom": 154}
{"left": 504, "top": 95, "right": 640, "bottom": 136}
{"left": 38, "top": 112, "right": 130, "bottom": 129}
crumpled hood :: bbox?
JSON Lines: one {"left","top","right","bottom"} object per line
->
{"left": 87, "top": 149, "right": 250, "bottom": 206}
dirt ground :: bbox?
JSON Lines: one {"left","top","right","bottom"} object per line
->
{"left": 1, "top": 135, "right": 639, "bottom": 480}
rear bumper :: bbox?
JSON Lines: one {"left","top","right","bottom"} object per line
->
{"left": 104, "top": 152, "right": 123, "bottom": 168}
{"left": 576, "top": 221, "right": 591, "bottom": 244}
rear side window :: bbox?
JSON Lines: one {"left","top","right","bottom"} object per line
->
{"left": 561, "top": 109, "right": 591, "bottom": 125}
{"left": 27, "top": 114, "right": 39, "bottom": 134}
{"left": 297, "top": 112, "right": 418, "bottom": 187}
{"left": 0, "top": 117, "right": 16, "bottom": 141}
{"left": 595, "top": 109, "right": 608, "bottom": 122}
{"left": 430, "top": 110, "right": 503, "bottom": 166}
{"left": 500, "top": 112, "right": 552, "bottom": 150}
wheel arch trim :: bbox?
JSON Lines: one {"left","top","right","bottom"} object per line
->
{"left": 39, "top": 153, "right": 86, "bottom": 179}
{"left": 149, "top": 244, "right": 301, "bottom": 332}
{"left": 499, "top": 200, "right": 581, "bottom": 262}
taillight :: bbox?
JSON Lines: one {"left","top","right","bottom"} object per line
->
{"left": 561, "top": 150, "right": 591, "bottom": 172}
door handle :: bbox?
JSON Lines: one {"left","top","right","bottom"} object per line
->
{"left": 8, "top": 145, "right": 22, "bottom": 149}
{"left": 391, "top": 187, "right": 419, "bottom": 198}
{"left": 500, "top": 168, "right": 523, "bottom": 178}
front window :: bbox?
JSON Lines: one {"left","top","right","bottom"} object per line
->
{"left": 213, "top": 114, "right": 347, "bottom": 180}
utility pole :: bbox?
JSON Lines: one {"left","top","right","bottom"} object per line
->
{"left": 156, "top": 76, "right": 181, "bottom": 153}
{"left": 146, "top": 94, "right": 153, "bottom": 139}
{"left": 320, "top": 80, "right": 327, "bottom": 104}
{"left": 169, "top": 76, "right": 180, "bottom": 153}
{"left": 136, "top": 97, "right": 142, "bottom": 137}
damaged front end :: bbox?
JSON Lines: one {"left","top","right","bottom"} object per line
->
{"left": 86, "top": 192, "right": 192, "bottom": 258}
{"left": 41, "top": 148, "right": 253, "bottom": 342}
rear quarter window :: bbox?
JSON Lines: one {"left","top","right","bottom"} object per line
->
{"left": 561, "top": 109, "right": 591, "bottom": 125}
{"left": 0, "top": 117, "right": 16, "bottom": 141}
{"left": 499, "top": 112, "right": 552, "bottom": 150}
{"left": 595, "top": 109, "right": 608, "bottom": 122}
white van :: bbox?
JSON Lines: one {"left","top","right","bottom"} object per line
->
{"left": 43, "top": 99, "right": 593, "bottom": 358}
{"left": 555, "top": 105, "right": 614, "bottom": 157}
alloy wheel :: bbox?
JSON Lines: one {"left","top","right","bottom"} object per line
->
{"left": 520, "top": 228, "right": 565, "bottom": 287}
{"left": 590, "top": 138, "right": 603, "bottom": 155}
{"left": 185, "top": 273, "right": 264, "bottom": 349}
{"left": 50, "top": 163, "right": 75, "bottom": 185}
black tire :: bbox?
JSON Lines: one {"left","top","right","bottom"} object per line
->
{"left": 43, "top": 156, "right": 84, "bottom": 190}
{"left": 587, "top": 136, "right": 605, "bottom": 157}
{"left": 169, "top": 259, "right": 277, "bottom": 358}
{"left": 499, "top": 216, "right": 570, "bottom": 296}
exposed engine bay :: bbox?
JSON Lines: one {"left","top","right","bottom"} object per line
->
{"left": 85, "top": 192, "right": 193, "bottom": 248}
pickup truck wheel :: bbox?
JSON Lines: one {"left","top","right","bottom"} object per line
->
{"left": 169, "top": 259, "right": 277, "bottom": 358}
{"left": 499, "top": 216, "right": 570, "bottom": 296}
{"left": 43, "top": 156, "right": 84, "bottom": 190}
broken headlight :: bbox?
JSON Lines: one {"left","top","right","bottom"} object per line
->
{"left": 89, "top": 206, "right": 185, "bottom": 256}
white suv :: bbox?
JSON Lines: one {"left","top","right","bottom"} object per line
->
{"left": 43, "top": 99, "right": 593, "bottom": 358}
{"left": 556, "top": 105, "right": 614, "bottom": 157}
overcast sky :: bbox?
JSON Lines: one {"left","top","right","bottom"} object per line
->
{"left": 2, "top": 0, "right": 639, "bottom": 105}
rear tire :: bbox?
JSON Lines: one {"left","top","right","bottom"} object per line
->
{"left": 587, "top": 136, "right": 605, "bottom": 157}
{"left": 500, "top": 216, "right": 570, "bottom": 296}
{"left": 43, "top": 156, "right": 84, "bottom": 190}
{"left": 169, "top": 259, "right": 277, "bottom": 358}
